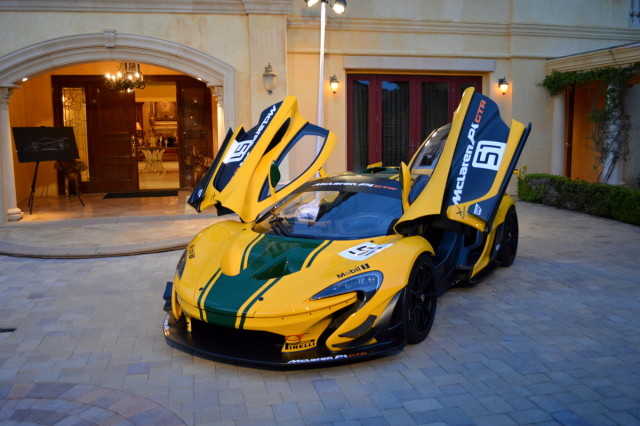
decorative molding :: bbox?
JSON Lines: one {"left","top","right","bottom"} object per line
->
{"left": 212, "top": 86, "right": 224, "bottom": 104}
{"left": 344, "top": 56, "right": 495, "bottom": 73}
{"left": 0, "top": 0, "right": 244, "bottom": 13}
{"left": 288, "top": 16, "right": 640, "bottom": 42}
{"left": 509, "top": 23, "right": 640, "bottom": 41}
{"left": 241, "top": 0, "right": 293, "bottom": 14}
{"left": 288, "top": 16, "right": 508, "bottom": 36}
{"left": 0, "top": 0, "right": 295, "bottom": 14}
{"left": 0, "top": 33, "right": 238, "bottom": 129}
{"left": 103, "top": 29, "right": 116, "bottom": 48}
{"left": 0, "top": 87, "right": 13, "bottom": 105}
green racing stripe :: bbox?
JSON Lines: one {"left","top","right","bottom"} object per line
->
{"left": 201, "top": 235, "right": 327, "bottom": 328}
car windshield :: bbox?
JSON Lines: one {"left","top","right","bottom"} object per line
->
{"left": 255, "top": 178, "right": 402, "bottom": 240}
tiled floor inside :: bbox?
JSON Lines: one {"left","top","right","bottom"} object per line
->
{"left": 18, "top": 187, "right": 195, "bottom": 223}
{"left": 17, "top": 160, "right": 186, "bottom": 222}
{"left": 139, "top": 160, "right": 180, "bottom": 190}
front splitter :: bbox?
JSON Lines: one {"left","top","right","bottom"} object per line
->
{"left": 163, "top": 313, "right": 401, "bottom": 368}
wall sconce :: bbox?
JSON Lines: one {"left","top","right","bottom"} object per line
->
{"left": 498, "top": 77, "right": 509, "bottom": 95}
{"left": 329, "top": 75, "right": 339, "bottom": 94}
{"left": 262, "top": 63, "right": 277, "bottom": 94}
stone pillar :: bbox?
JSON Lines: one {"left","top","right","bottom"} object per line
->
{"left": 212, "top": 86, "right": 226, "bottom": 150}
{"left": 550, "top": 94, "right": 566, "bottom": 176}
{"left": 0, "top": 87, "right": 23, "bottom": 223}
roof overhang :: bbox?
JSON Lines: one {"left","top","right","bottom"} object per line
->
{"left": 545, "top": 42, "right": 640, "bottom": 74}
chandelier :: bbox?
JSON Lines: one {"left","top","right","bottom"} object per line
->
{"left": 105, "top": 62, "right": 145, "bottom": 91}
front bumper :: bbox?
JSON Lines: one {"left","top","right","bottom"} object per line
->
{"left": 163, "top": 312, "right": 403, "bottom": 367}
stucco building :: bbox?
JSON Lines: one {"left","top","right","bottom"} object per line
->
{"left": 1, "top": 0, "right": 639, "bottom": 222}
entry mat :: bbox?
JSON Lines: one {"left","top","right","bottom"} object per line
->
{"left": 103, "top": 190, "right": 178, "bottom": 199}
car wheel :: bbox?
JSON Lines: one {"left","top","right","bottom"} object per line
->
{"left": 496, "top": 206, "right": 518, "bottom": 267}
{"left": 403, "top": 254, "right": 437, "bottom": 344}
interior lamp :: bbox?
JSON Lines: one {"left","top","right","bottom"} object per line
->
{"left": 105, "top": 62, "right": 145, "bottom": 92}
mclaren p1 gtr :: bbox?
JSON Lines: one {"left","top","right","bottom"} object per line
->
{"left": 163, "top": 88, "right": 531, "bottom": 366}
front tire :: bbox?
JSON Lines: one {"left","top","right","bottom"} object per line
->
{"left": 496, "top": 206, "right": 518, "bottom": 267}
{"left": 402, "top": 254, "right": 437, "bottom": 344}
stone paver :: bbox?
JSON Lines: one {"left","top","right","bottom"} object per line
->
{"left": 1, "top": 201, "right": 639, "bottom": 425}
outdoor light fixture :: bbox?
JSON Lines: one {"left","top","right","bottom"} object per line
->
{"left": 105, "top": 62, "right": 145, "bottom": 92}
{"left": 331, "top": 0, "right": 346, "bottom": 14}
{"left": 262, "top": 63, "right": 278, "bottom": 94}
{"left": 498, "top": 77, "right": 509, "bottom": 95}
{"left": 304, "top": 0, "right": 346, "bottom": 14}
{"left": 330, "top": 75, "right": 339, "bottom": 94}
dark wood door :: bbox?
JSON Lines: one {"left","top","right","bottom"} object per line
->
{"left": 89, "top": 86, "right": 139, "bottom": 192}
{"left": 52, "top": 76, "right": 139, "bottom": 193}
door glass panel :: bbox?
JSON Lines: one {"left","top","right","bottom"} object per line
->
{"left": 259, "top": 128, "right": 327, "bottom": 201}
{"left": 137, "top": 83, "right": 179, "bottom": 190}
{"left": 62, "top": 87, "right": 89, "bottom": 181}
{"left": 351, "top": 80, "right": 369, "bottom": 171}
{"left": 421, "top": 82, "right": 449, "bottom": 140}
{"left": 382, "top": 81, "right": 409, "bottom": 166}
{"left": 179, "top": 84, "right": 211, "bottom": 188}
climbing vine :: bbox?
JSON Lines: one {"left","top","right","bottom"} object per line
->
{"left": 540, "top": 63, "right": 640, "bottom": 183}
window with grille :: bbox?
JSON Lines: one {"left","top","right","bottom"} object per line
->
{"left": 347, "top": 74, "right": 482, "bottom": 171}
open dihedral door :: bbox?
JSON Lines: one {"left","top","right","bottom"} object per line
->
{"left": 396, "top": 87, "right": 531, "bottom": 234}
{"left": 188, "top": 96, "right": 337, "bottom": 223}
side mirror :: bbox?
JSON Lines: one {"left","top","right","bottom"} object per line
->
{"left": 269, "top": 162, "right": 281, "bottom": 188}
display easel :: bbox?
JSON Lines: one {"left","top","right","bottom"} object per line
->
{"left": 27, "top": 161, "right": 39, "bottom": 214}
{"left": 12, "top": 127, "right": 82, "bottom": 214}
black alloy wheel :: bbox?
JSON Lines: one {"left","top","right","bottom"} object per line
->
{"left": 496, "top": 205, "right": 518, "bottom": 267}
{"left": 403, "top": 254, "right": 437, "bottom": 344}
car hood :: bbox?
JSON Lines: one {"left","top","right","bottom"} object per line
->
{"left": 180, "top": 221, "right": 407, "bottom": 324}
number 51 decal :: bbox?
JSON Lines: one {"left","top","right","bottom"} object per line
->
{"left": 339, "top": 242, "right": 392, "bottom": 261}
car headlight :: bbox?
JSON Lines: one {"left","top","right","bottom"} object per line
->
{"left": 175, "top": 250, "right": 187, "bottom": 280}
{"left": 311, "top": 271, "right": 383, "bottom": 309}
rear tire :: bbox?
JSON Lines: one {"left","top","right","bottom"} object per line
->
{"left": 496, "top": 206, "right": 518, "bottom": 267}
{"left": 402, "top": 254, "right": 437, "bottom": 344}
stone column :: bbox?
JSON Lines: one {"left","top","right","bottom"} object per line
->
{"left": 0, "top": 87, "right": 23, "bottom": 223}
{"left": 550, "top": 94, "right": 566, "bottom": 176}
{"left": 212, "top": 86, "right": 226, "bottom": 150}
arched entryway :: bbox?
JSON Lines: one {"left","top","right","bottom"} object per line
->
{"left": 0, "top": 31, "right": 237, "bottom": 222}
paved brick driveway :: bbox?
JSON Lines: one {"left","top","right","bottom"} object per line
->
{"left": 1, "top": 201, "right": 639, "bottom": 425}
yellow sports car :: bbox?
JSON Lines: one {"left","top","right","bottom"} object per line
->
{"left": 163, "top": 88, "right": 531, "bottom": 366}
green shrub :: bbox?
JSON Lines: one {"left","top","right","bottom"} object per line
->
{"left": 517, "top": 173, "right": 640, "bottom": 226}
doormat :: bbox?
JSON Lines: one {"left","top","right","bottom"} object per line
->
{"left": 103, "top": 190, "right": 178, "bottom": 199}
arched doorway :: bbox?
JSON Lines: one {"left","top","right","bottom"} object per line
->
{"left": 0, "top": 31, "right": 237, "bottom": 222}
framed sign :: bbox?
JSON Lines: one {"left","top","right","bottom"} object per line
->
{"left": 12, "top": 127, "right": 80, "bottom": 163}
